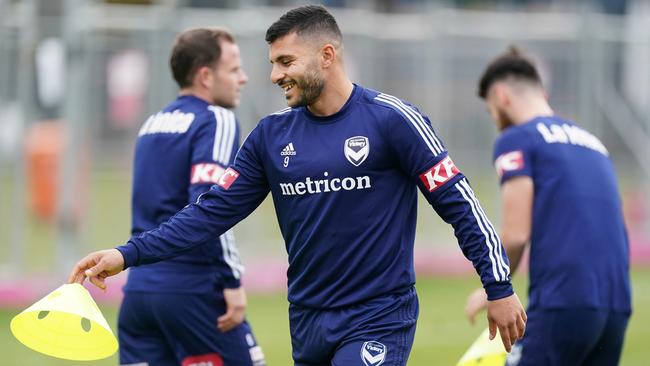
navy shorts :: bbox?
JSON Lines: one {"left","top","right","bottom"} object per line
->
{"left": 118, "top": 291, "right": 266, "bottom": 366}
{"left": 289, "top": 286, "right": 419, "bottom": 366}
{"left": 506, "top": 307, "right": 630, "bottom": 366}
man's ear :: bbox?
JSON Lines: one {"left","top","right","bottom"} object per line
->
{"left": 321, "top": 43, "right": 336, "bottom": 68}
{"left": 195, "top": 66, "right": 212, "bottom": 89}
{"left": 494, "top": 83, "right": 510, "bottom": 107}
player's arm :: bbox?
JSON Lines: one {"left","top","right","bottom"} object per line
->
{"left": 430, "top": 176, "right": 526, "bottom": 351}
{"left": 377, "top": 102, "right": 515, "bottom": 300}
{"left": 500, "top": 176, "right": 533, "bottom": 272}
{"left": 377, "top": 101, "right": 525, "bottom": 351}
{"left": 491, "top": 129, "right": 535, "bottom": 273}
{"left": 68, "top": 124, "right": 270, "bottom": 289}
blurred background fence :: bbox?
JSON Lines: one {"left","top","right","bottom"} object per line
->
{"left": 1, "top": 0, "right": 649, "bottom": 290}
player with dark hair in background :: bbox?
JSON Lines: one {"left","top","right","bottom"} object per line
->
{"left": 70, "top": 6, "right": 526, "bottom": 365}
{"left": 117, "top": 27, "right": 265, "bottom": 366}
{"left": 465, "top": 47, "right": 632, "bottom": 366}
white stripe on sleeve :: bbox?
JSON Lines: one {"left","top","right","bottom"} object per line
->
{"left": 219, "top": 110, "right": 231, "bottom": 164}
{"left": 208, "top": 107, "right": 238, "bottom": 166}
{"left": 455, "top": 180, "right": 506, "bottom": 282}
{"left": 271, "top": 107, "right": 291, "bottom": 115}
{"left": 383, "top": 94, "right": 445, "bottom": 151}
{"left": 377, "top": 93, "right": 445, "bottom": 152}
{"left": 459, "top": 179, "right": 511, "bottom": 278}
{"left": 221, "top": 111, "right": 237, "bottom": 164}
{"left": 210, "top": 106, "right": 225, "bottom": 163}
{"left": 219, "top": 229, "right": 244, "bottom": 279}
{"left": 374, "top": 95, "right": 442, "bottom": 155}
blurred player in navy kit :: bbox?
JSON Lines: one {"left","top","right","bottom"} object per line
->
{"left": 70, "top": 6, "right": 526, "bottom": 365}
{"left": 465, "top": 47, "right": 632, "bottom": 366}
{"left": 117, "top": 28, "right": 265, "bottom": 366}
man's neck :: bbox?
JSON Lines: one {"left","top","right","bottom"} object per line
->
{"left": 179, "top": 88, "right": 213, "bottom": 105}
{"left": 307, "top": 75, "right": 354, "bottom": 117}
{"left": 512, "top": 98, "right": 554, "bottom": 125}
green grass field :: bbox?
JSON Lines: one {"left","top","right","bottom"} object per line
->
{"left": 2, "top": 268, "right": 649, "bottom": 365}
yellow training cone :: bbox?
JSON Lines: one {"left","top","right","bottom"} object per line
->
{"left": 456, "top": 328, "right": 507, "bottom": 366}
{"left": 10, "top": 283, "right": 118, "bottom": 361}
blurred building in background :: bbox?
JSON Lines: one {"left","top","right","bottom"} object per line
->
{"left": 0, "top": 0, "right": 648, "bottom": 287}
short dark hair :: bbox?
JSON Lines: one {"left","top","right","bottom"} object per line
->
{"left": 170, "top": 27, "right": 235, "bottom": 88}
{"left": 478, "top": 46, "right": 542, "bottom": 99}
{"left": 265, "top": 5, "right": 342, "bottom": 44}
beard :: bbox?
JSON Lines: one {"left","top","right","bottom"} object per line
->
{"left": 497, "top": 108, "right": 515, "bottom": 131}
{"left": 286, "top": 65, "right": 325, "bottom": 108}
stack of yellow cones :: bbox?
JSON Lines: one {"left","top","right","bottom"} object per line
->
{"left": 10, "top": 283, "right": 118, "bottom": 361}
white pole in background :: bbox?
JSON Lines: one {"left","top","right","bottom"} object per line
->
{"left": 56, "top": 0, "right": 88, "bottom": 276}
{"left": 9, "top": 0, "right": 38, "bottom": 277}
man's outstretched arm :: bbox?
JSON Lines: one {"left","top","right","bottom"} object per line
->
{"left": 67, "top": 176, "right": 269, "bottom": 289}
{"left": 68, "top": 125, "right": 270, "bottom": 289}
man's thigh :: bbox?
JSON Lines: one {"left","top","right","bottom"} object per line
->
{"left": 332, "top": 337, "right": 413, "bottom": 366}
{"left": 118, "top": 293, "right": 177, "bottom": 366}
{"left": 119, "top": 292, "right": 265, "bottom": 366}
{"left": 291, "top": 287, "right": 418, "bottom": 366}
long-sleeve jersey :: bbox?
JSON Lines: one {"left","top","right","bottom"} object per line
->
{"left": 494, "top": 116, "right": 631, "bottom": 312}
{"left": 124, "top": 94, "right": 243, "bottom": 294}
{"left": 118, "top": 85, "right": 512, "bottom": 308}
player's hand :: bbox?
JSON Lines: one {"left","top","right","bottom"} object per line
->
{"left": 465, "top": 287, "right": 488, "bottom": 325}
{"left": 487, "top": 293, "right": 526, "bottom": 353}
{"left": 218, "top": 286, "right": 247, "bottom": 332}
{"left": 67, "top": 249, "right": 125, "bottom": 290}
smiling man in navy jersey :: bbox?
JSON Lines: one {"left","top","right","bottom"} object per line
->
{"left": 465, "top": 47, "right": 632, "bottom": 366}
{"left": 69, "top": 6, "right": 526, "bottom": 365}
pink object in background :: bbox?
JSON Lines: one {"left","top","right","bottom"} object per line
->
{"left": 107, "top": 50, "right": 150, "bottom": 129}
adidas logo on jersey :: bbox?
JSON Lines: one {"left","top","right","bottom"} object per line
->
{"left": 281, "top": 143, "right": 296, "bottom": 168}
{"left": 281, "top": 143, "right": 296, "bottom": 156}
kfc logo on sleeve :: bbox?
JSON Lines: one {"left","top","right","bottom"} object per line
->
{"left": 495, "top": 150, "right": 524, "bottom": 177}
{"left": 419, "top": 156, "right": 460, "bottom": 192}
{"left": 217, "top": 167, "right": 240, "bottom": 190}
{"left": 191, "top": 163, "right": 226, "bottom": 184}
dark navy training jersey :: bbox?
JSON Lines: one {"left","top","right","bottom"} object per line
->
{"left": 118, "top": 85, "right": 512, "bottom": 308}
{"left": 125, "top": 94, "right": 243, "bottom": 294}
{"left": 494, "top": 116, "right": 631, "bottom": 312}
